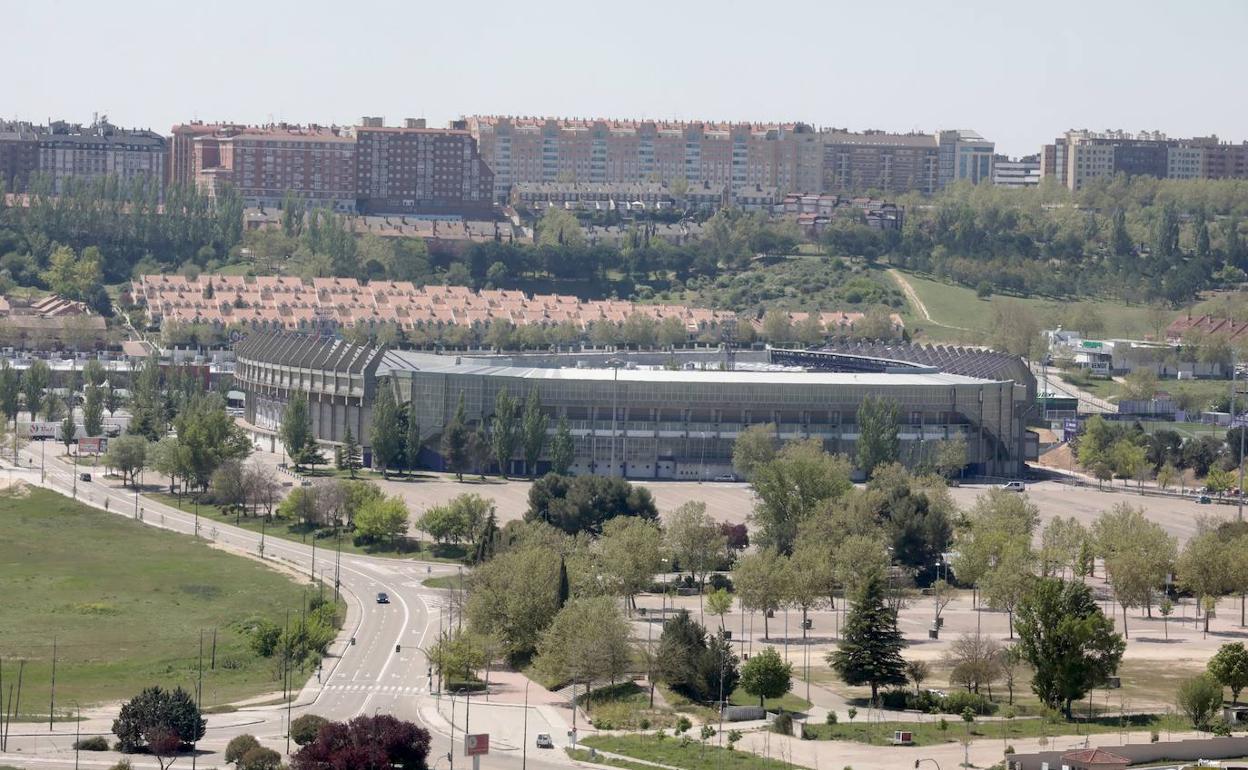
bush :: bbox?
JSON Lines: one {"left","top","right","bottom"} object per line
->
{"left": 240, "top": 745, "right": 282, "bottom": 770}
{"left": 109, "top": 761, "right": 134, "bottom": 770}
{"left": 771, "top": 711, "right": 793, "bottom": 735}
{"left": 74, "top": 736, "right": 110, "bottom": 751}
{"left": 226, "top": 734, "right": 261, "bottom": 765}
{"left": 942, "top": 690, "right": 997, "bottom": 715}
{"left": 446, "top": 680, "right": 487, "bottom": 694}
{"left": 1005, "top": 746, "right": 1016, "bottom": 755}
{"left": 290, "top": 714, "right": 329, "bottom": 746}
{"left": 826, "top": 711, "right": 838, "bottom": 725}
{"left": 1150, "top": 731, "right": 1160, "bottom": 743}
{"left": 707, "top": 573, "right": 734, "bottom": 593}
{"left": 675, "top": 716, "right": 692, "bottom": 734}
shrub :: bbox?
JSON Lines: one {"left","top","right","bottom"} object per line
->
{"left": 675, "top": 716, "right": 692, "bottom": 734}
{"left": 707, "top": 573, "right": 734, "bottom": 593}
{"left": 1212, "top": 717, "right": 1233, "bottom": 737}
{"left": 727, "top": 729, "right": 742, "bottom": 748}
{"left": 446, "top": 680, "right": 487, "bottom": 693}
{"left": 74, "top": 736, "right": 109, "bottom": 751}
{"left": 826, "top": 711, "right": 838, "bottom": 725}
{"left": 109, "top": 761, "right": 134, "bottom": 770}
{"left": 943, "top": 690, "right": 997, "bottom": 715}
{"left": 639, "top": 717, "right": 651, "bottom": 730}
{"left": 938, "top": 718, "right": 949, "bottom": 732}
{"left": 772, "top": 711, "right": 793, "bottom": 735}
{"left": 1150, "top": 731, "right": 1160, "bottom": 743}
{"left": 226, "top": 734, "right": 261, "bottom": 764}
{"left": 240, "top": 745, "right": 283, "bottom": 770}
{"left": 1005, "top": 746, "right": 1016, "bottom": 755}
{"left": 290, "top": 714, "right": 329, "bottom": 746}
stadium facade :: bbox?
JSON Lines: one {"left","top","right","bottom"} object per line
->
{"left": 233, "top": 333, "right": 1036, "bottom": 479}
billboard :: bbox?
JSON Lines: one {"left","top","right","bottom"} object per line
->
{"left": 464, "top": 734, "right": 489, "bottom": 757}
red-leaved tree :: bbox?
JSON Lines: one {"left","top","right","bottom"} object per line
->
{"left": 291, "top": 714, "right": 431, "bottom": 770}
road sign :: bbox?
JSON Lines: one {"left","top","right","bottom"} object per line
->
{"left": 464, "top": 734, "right": 489, "bottom": 757}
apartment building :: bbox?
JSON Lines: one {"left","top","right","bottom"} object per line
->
{"left": 466, "top": 116, "right": 992, "bottom": 200}
{"left": 1041, "top": 130, "right": 1248, "bottom": 190}
{"left": 355, "top": 118, "right": 494, "bottom": 217}
{"left": 192, "top": 124, "right": 358, "bottom": 211}
{"left": 991, "top": 155, "right": 1041, "bottom": 188}
{"left": 0, "top": 122, "right": 40, "bottom": 192}
{"left": 37, "top": 118, "right": 166, "bottom": 195}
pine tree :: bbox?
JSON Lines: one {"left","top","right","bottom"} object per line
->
{"left": 828, "top": 572, "right": 907, "bottom": 701}
{"left": 550, "top": 416, "right": 575, "bottom": 475}
{"left": 521, "top": 387, "right": 549, "bottom": 478}
{"left": 1111, "top": 209, "right": 1132, "bottom": 261}
{"left": 441, "top": 391, "right": 469, "bottom": 482}
{"left": 557, "top": 557, "right": 570, "bottom": 610}
{"left": 341, "top": 425, "right": 362, "bottom": 479}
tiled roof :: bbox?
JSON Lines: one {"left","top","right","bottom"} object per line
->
{"left": 1060, "top": 749, "right": 1129, "bottom": 765}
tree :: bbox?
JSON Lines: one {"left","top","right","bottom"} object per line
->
{"left": 734, "top": 548, "right": 791, "bottom": 640}
{"left": 740, "top": 647, "right": 792, "bottom": 709}
{"left": 1111, "top": 209, "right": 1132, "bottom": 258}
{"left": 907, "top": 659, "right": 931, "bottom": 696}
{"left": 441, "top": 392, "right": 469, "bottom": 481}
{"left": 240, "top": 746, "right": 282, "bottom": 770}
{"left": 280, "top": 391, "right": 314, "bottom": 470}
{"left": 665, "top": 501, "right": 726, "bottom": 601}
{"left": 525, "top": 473, "right": 657, "bottom": 535}
{"left": 371, "top": 385, "right": 404, "bottom": 477}
{"left": 82, "top": 385, "right": 105, "bottom": 438}
{"left": 210, "top": 459, "right": 247, "bottom": 514}
{"left": 933, "top": 437, "right": 968, "bottom": 480}
{"left": 1209, "top": 642, "right": 1248, "bottom": 705}
{"left": 225, "top": 734, "right": 261, "bottom": 765}
{"left": 944, "top": 632, "right": 1001, "bottom": 694}
{"left": 750, "top": 439, "right": 852, "bottom": 554}
{"left": 1094, "top": 504, "right": 1176, "bottom": 636}
{"left": 549, "top": 416, "right": 574, "bottom": 475}
{"left": 339, "top": 425, "right": 362, "bottom": 478}
{"left": 466, "top": 545, "right": 561, "bottom": 662}
{"left": 1177, "top": 673, "right": 1224, "bottom": 731}
{"left": 1014, "top": 578, "right": 1125, "bottom": 717}
{"left": 290, "top": 714, "right": 431, "bottom": 770}
{"left": 22, "top": 358, "right": 49, "bottom": 420}
{"left": 598, "top": 516, "right": 663, "bottom": 613}
{"left": 105, "top": 433, "right": 148, "bottom": 488}
{"left": 43, "top": 245, "right": 102, "bottom": 301}
{"left": 732, "top": 424, "right": 777, "bottom": 481}
{"left": 535, "top": 597, "right": 633, "bottom": 692}
{"left": 489, "top": 386, "right": 519, "bottom": 478}
{"left": 521, "top": 387, "right": 548, "bottom": 478}
{"left": 829, "top": 572, "right": 907, "bottom": 701}
{"left": 856, "top": 395, "right": 900, "bottom": 477}
{"left": 112, "top": 685, "right": 206, "bottom": 754}
{"left": 404, "top": 410, "right": 421, "bottom": 476}
{"left": 355, "top": 495, "right": 410, "bottom": 546}
{"left": 59, "top": 412, "right": 76, "bottom": 454}
{"left": 1177, "top": 531, "right": 1233, "bottom": 636}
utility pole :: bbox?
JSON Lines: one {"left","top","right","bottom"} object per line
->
{"left": 521, "top": 680, "right": 530, "bottom": 770}
{"left": 48, "top": 637, "right": 56, "bottom": 731}
{"left": 334, "top": 530, "right": 342, "bottom": 601}
{"left": 73, "top": 702, "right": 80, "bottom": 770}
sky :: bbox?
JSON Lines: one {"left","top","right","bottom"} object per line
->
{"left": 7, "top": 0, "right": 1247, "bottom": 158}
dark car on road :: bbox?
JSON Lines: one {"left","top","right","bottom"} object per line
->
{"left": 79, "top": 473, "right": 91, "bottom": 482}
{"left": 376, "top": 592, "right": 390, "bottom": 604}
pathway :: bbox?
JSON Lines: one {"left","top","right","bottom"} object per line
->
{"left": 887, "top": 268, "right": 971, "bottom": 331}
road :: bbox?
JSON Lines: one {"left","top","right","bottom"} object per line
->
{"left": 1033, "top": 365, "right": 1118, "bottom": 414}
{"left": 0, "top": 447, "right": 574, "bottom": 770}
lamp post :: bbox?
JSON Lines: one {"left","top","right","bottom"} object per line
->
{"left": 72, "top": 701, "right": 80, "bottom": 770}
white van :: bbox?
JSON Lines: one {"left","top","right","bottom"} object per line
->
{"left": 1001, "top": 480, "right": 1026, "bottom": 492}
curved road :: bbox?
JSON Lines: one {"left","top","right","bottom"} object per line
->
{"left": 0, "top": 448, "right": 573, "bottom": 770}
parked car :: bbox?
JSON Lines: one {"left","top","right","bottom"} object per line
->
{"left": 713, "top": 474, "right": 737, "bottom": 482}
{"left": 79, "top": 473, "right": 92, "bottom": 482}
{"left": 376, "top": 592, "right": 390, "bottom": 604}
{"left": 1198, "top": 495, "right": 1213, "bottom": 505}
{"left": 535, "top": 734, "right": 554, "bottom": 749}
{"left": 1001, "top": 480, "right": 1025, "bottom": 492}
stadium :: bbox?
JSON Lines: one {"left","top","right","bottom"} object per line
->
{"left": 233, "top": 332, "right": 1036, "bottom": 479}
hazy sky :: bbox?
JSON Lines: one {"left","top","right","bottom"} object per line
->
{"left": 8, "top": 0, "right": 1246, "bottom": 157}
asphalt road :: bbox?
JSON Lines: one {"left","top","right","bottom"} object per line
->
{"left": 0, "top": 447, "right": 574, "bottom": 770}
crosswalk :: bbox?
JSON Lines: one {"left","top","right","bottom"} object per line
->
{"left": 322, "top": 683, "right": 425, "bottom": 695}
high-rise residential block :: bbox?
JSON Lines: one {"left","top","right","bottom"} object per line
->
{"left": 1041, "top": 129, "right": 1248, "bottom": 190}
{"left": 0, "top": 121, "right": 40, "bottom": 193}
{"left": 465, "top": 116, "right": 989, "bottom": 200}
{"left": 355, "top": 118, "right": 494, "bottom": 217}
{"left": 37, "top": 118, "right": 166, "bottom": 195}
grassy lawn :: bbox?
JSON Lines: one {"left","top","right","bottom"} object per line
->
{"left": 890, "top": 270, "right": 1158, "bottom": 344}
{"left": 424, "top": 574, "right": 469, "bottom": 590}
{"left": 146, "top": 491, "right": 468, "bottom": 564}
{"left": 804, "top": 712, "right": 1191, "bottom": 746}
{"left": 727, "top": 689, "right": 812, "bottom": 713}
{"left": 567, "top": 748, "right": 655, "bottom": 770}
{"left": 580, "top": 682, "right": 681, "bottom": 731}
{"left": 581, "top": 734, "right": 806, "bottom": 770}
{"left": 0, "top": 486, "right": 324, "bottom": 710}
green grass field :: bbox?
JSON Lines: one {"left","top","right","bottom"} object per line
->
{"left": 889, "top": 270, "right": 1161, "bottom": 344}
{"left": 581, "top": 734, "right": 806, "bottom": 770}
{"left": 147, "top": 491, "right": 467, "bottom": 564}
{"left": 0, "top": 486, "right": 321, "bottom": 710}
{"left": 726, "top": 688, "right": 811, "bottom": 713}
